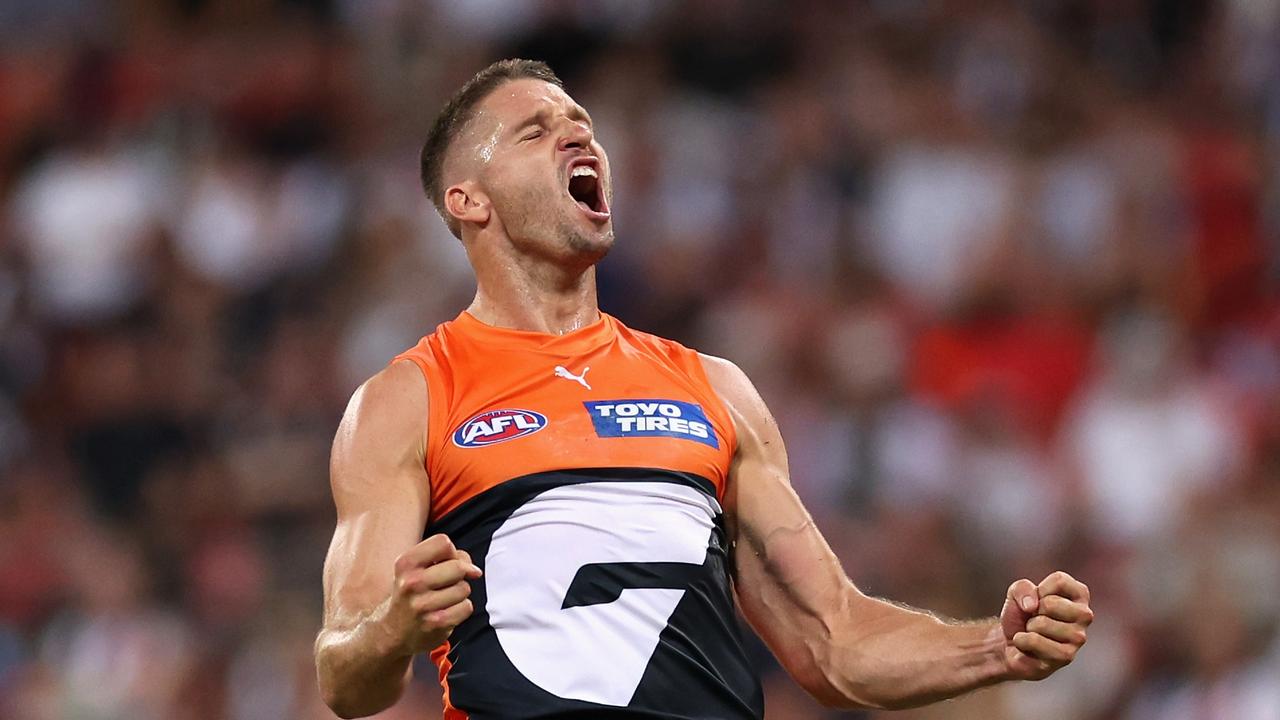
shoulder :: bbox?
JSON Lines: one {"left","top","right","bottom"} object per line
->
{"left": 610, "top": 317, "right": 717, "bottom": 379}
{"left": 609, "top": 316, "right": 689, "bottom": 355}
{"left": 351, "top": 360, "right": 428, "bottom": 418}
{"left": 395, "top": 318, "right": 457, "bottom": 364}
{"left": 329, "top": 360, "right": 431, "bottom": 515}
{"left": 697, "top": 354, "right": 751, "bottom": 400}
{"left": 697, "top": 354, "right": 780, "bottom": 449}
{"left": 334, "top": 360, "right": 429, "bottom": 461}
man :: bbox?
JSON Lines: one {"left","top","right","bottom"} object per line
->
{"left": 314, "top": 59, "right": 1092, "bottom": 719}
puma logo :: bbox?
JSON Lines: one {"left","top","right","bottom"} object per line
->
{"left": 554, "top": 365, "right": 591, "bottom": 390}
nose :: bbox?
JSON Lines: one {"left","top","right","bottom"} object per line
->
{"left": 556, "top": 119, "right": 593, "bottom": 152}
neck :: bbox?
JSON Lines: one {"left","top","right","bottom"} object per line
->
{"left": 466, "top": 242, "right": 602, "bottom": 335}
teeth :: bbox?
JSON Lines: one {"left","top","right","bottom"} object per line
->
{"left": 571, "top": 165, "right": 598, "bottom": 178}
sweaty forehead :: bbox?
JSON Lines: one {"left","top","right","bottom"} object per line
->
{"left": 467, "top": 79, "right": 582, "bottom": 142}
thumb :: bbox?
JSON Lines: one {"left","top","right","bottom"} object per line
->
{"left": 1008, "top": 578, "right": 1038, "bottom": 614}
{"left": 1002, "top": 578, "right": 1038, "bottom": 637}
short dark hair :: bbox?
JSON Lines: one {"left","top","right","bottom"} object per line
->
{"left": 420, "top": 58, "right": 564, "bottom": 238}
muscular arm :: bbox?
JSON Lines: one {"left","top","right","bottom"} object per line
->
{"left": 701, "top": 356, "right": 1090, "bottom": 710}
{"left": 315, "top": 361, "right": 479, "bottom": 718}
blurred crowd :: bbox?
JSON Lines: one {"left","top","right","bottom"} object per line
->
{"left": 1, "top": 1, "right": 1279, "bottom": 718}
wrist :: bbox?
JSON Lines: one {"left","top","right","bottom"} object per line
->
{"left": 945, "top": 619, "right": 1013, "bottom": 687}
{"left": 977, "top": 620, "right": 1015, "bottom": 683}
{"left": 368, "top": 597, "right": 416, "bottom": 660}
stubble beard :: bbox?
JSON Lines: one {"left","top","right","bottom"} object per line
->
{"left": 510, "top": 182, "right": 613, "bottom": 267}
{"left": 561, "top": 218, "right": 613, "bottom": 262}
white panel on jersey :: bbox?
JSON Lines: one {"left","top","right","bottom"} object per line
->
{"left": 485, "top": 481, "right": 721, "bottom": 706}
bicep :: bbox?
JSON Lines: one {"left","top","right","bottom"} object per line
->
{"left": 729, "top": 446, "right": 854, "bottom": 635}
{"left": 322, "top": 361, "right": 431, "bottom": 629}
{"left": 703, "top": 356, "right": 864, "bottom": 699}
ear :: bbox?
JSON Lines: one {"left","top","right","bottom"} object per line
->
{"left": 444, "top": 181, "right": 490, "bottom": 229}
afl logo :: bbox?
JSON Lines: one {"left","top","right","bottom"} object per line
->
{"left": 453, "top": 409, "right": 548, "bottom": 448}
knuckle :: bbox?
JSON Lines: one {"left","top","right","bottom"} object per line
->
{"left": 395, "top": 574, "right": 416, "bottom": 596}
{"left": 425, "top": 534, "right": 453, "bottom": 556}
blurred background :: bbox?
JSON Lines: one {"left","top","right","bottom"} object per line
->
{"left": 1, "top": 0, "right": 1278, "bottom": 718}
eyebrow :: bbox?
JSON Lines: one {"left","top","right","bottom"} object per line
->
{"left": 513, "top": 109, "right": 549, "bottom": 134}
{"left": 511, "top": 105, "right": 593, "bottom": 136}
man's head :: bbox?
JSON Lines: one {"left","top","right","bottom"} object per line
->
{"left": 420, "top": 59, "right": 613, "bottom": 263}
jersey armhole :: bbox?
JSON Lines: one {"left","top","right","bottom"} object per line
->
{"left": 390, "top": 354, "right": 444, "bottom": 506}
{"left": 688, "top": 351, "right": 740, "bottom": 489}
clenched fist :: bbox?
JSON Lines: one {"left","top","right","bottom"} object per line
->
{"left": 385, "top": 533, "right": 482, "bottom": 655}
{"left": 1000, "top": 571, "right": 1093, "bottom": 681}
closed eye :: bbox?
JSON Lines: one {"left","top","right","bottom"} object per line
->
{"left": 520, "top": 129, "right": 543, "bottom": 142}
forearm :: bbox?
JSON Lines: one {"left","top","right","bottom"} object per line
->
{"left": 816, "top": 597, "right": 1009, "bottom": 710}
{"left": 712, "top": 356, "right": 1088, "bottom": 711}
{"left": 315, "top": 602, "right": 414, "bottom": 718}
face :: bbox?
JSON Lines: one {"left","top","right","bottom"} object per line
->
{"left": 450, "top": 78, "right": 614, "bottom": 263}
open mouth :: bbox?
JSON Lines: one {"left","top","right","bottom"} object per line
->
{"left": 567, "top": 161, "right": 610, "bottom": 221}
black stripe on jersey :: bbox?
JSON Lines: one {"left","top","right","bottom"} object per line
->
{"left": 425, "top": 467, "right": 763, "bottom": 720}
{"left": 429, "top": 466, "right": 717, "bottom": 534}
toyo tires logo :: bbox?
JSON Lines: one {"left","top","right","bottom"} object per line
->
{"left": 583, "top": 399, "right": 718, "bottom": 449}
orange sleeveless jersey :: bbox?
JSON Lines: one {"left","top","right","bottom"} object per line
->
{"left": 395, "top": 311, "right": 737, "bottom": 521}
{"left": 392, "top": 311, "right": 764, "bottom": 719}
